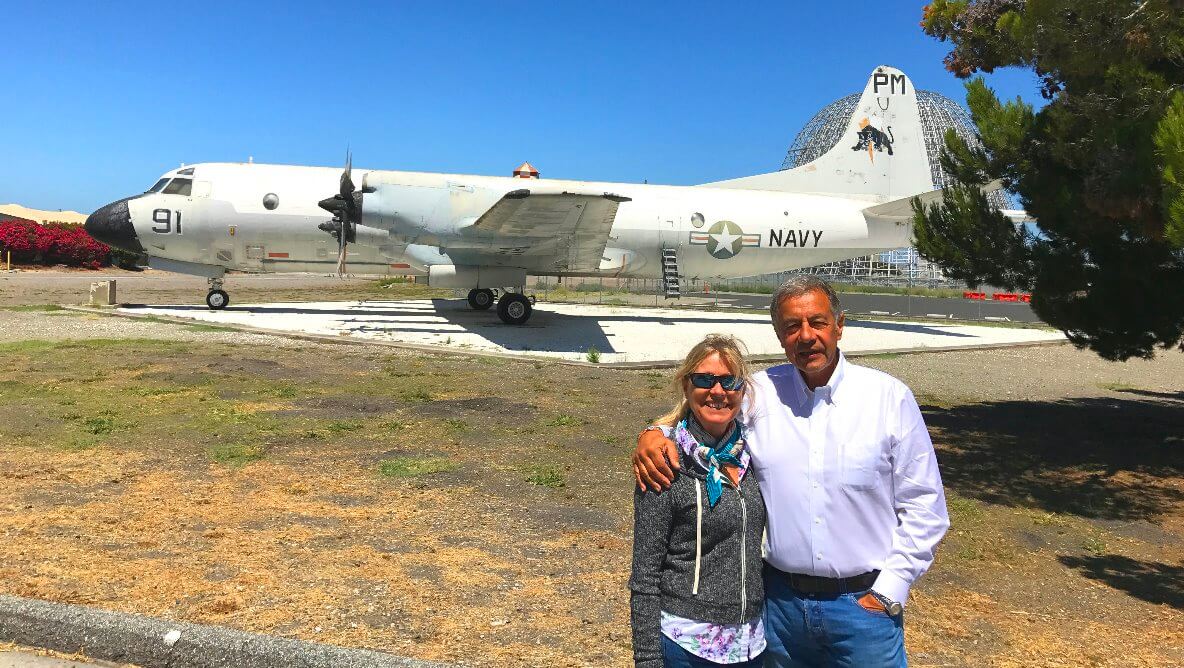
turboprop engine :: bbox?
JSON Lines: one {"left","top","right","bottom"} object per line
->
{"left": 319, "top": 222, "right": 390, "bottom": 247}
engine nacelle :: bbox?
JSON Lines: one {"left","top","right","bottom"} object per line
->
{"left": 428, "top": 265, "right": 526, "bottom": 289}
{"left": 353, "top": 224, "right": 390, "bottom": 247}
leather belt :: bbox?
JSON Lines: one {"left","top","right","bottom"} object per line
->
{"left": 768, "top": 566, "right": 880, "bottom": 595}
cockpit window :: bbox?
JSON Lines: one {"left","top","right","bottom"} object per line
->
{"left": 177, "top": 167, "right": 195, "bottom": 176}
{"left": 147, "top": 178, "right": 170, "bottom": 193}
{"left": 163, "top": 178, "right": 193, "bottom": 196}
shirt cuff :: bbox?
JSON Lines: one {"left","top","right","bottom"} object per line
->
{"left": 871, "top": 570, "right": 911, "bottom": 606}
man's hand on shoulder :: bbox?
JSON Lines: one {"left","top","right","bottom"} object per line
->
{"left": 632, "top": 428, "right": 679, "bottom": 492}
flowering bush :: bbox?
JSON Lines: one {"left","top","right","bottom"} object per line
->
{"left": 0, "top": 220, "right": 111, "bottom": 268}
{"left": 0, "top": 219, "right": 39, "bottom": 262}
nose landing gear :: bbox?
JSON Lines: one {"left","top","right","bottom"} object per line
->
{"left": 206, "top": 277, "right": 229, "bottom": 310}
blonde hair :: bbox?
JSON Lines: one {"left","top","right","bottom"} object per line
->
{"left": 655, "top": 334, "right": 752, "bottom": 427}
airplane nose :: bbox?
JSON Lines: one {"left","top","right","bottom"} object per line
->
{"left": 85, "top": 198, "right": 144, "bottom": 253}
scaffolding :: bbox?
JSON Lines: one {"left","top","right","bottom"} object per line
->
{"left": 781, "top": 93, "right": 861, "bottom": 171}
{"left": 774, "top": 87, "right": 1008, "bottom": 286}
{"left": 797, "top": 249, "right": 952, "bottom": 286}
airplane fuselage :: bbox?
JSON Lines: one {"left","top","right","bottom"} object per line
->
{"left": 100, "top": 162, "right": 910, "bottom": 281}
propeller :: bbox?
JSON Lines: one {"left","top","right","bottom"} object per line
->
{"left": 317, "top": 152, "right": 361, "bottom": 276}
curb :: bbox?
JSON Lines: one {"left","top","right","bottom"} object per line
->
{"left": 0, "top": 595, "right": 452, "bottom": 668}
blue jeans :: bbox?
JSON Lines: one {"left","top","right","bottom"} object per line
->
{"left": 661, "top": 634, "right": 764, "bottom": 667}
{"left": 762, "top": 568, "right": 905, "bottom": 667}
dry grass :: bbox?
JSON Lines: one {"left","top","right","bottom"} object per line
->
{"left": 0, "top": 337, "right": 1181, "bottom": 666}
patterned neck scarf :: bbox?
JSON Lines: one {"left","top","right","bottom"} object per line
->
{"left": 673, "top": 415, "right": 747, "bottom": 507}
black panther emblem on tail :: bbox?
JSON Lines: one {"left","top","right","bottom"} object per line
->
{"left": 851, "top": 118, "right": 894, "bottom": 162}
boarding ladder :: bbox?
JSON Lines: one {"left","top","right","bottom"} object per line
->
{"left": 661, "top": 247, "right": 681, "bottom": 299}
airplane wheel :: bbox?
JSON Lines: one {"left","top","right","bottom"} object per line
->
{"left": 496, "top": 293, "right": 532, "bottom": 325}
{"left": 206, "top": 290, "right": 230, "bottom": 310}
{"left": 467, "top": 288, "right": 494, "bottom": 310}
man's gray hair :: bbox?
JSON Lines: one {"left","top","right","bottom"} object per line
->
{"left": 770, "top": 275, "right": 843, "bottom": 325}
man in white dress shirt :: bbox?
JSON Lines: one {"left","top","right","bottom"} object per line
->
{"left": 633, "top": 276, "right": 949, "bottom": 667}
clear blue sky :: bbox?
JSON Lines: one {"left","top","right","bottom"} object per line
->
{"left": 1, "top": 1, "right": 1042, "bottom": 214}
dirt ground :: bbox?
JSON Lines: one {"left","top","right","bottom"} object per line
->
{"left": 0, "top": 275, "right": 1182, "bottom": 667}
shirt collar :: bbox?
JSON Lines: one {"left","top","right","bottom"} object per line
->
{"left": 797, "top": 351, "right": 846, "bottom": 405}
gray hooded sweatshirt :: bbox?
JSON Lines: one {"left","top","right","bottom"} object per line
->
{"left": 628, "top": 434, "right": 767, "bottom": 667}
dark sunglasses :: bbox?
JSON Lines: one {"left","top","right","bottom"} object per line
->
{"left": 689, "top": 373, "right": 745, "bottom": 391}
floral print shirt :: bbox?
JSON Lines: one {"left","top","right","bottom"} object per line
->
{"left": 660, "top": 611, "right": 766, "bottom": 663}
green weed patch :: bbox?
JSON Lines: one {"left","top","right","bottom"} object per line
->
{"left": 327, "top": 420, "right": 364, "bottom": 433}
{"left": 442, "top": 418, "right": 468, "bottom": 432}
{"left": 0, "top": 304, "right": 64, "bottom": 312}
{"left": 0, "top": 338, "right": 191, "bottom": 355}
{"left": 378, "top": 456, "right": 459, "bottom": 478}
{"left": 522, "top": 464, "right": 566, "bottom": 488}
{"left": 399, "top": 388, "right": 433, "bottom": 403}
{"left": 546, "top": 415, "right": 582, "bottom": 428}
{"left": 208, "top": 442, "right": 265, "bottom": 465}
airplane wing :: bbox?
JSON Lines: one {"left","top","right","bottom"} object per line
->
{"left": 466, "top": 187, "right": 630, "bottom": 272}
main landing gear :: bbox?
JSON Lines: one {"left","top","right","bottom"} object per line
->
{"left": 496, "top": 291, "right": 534, "bottom": 325}
{"left": 466, "top": 287, "right": 535, "bottom": 324}
{"left": 467, "top": 288, "right": 495, "bottom": 310}
{"left": 206, "top": 277, "right": 229, "bottom": 310}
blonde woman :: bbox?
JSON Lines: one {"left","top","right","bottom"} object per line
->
{"left": 629, "top": 335, "right": 766, "bottom": 668}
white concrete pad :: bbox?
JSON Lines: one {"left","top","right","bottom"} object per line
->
{"left": 118, "top": 299, "right": 1065, "bottom": 364}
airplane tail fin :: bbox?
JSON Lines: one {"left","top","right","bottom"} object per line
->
{"left": 707, "top": 66, "right": 934, "bottom": 201}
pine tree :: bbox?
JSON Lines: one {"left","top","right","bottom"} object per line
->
{"left": 917, "top": 0, "right": 1184, "bottom": 360}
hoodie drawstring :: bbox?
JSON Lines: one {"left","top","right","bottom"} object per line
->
{"left": 693, "top": 480, "right": 703, "bottom": 596}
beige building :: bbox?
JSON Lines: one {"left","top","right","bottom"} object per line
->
{"left": 0, "top": 203, "right": 88, "bottom": 225}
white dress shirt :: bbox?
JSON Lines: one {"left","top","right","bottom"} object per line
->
{"left": 742, "top": 352, "right": 949, "bottom": 605}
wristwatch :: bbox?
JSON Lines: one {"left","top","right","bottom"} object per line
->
{"left": 870, "top": 590, "right": 903, "bottom": 616}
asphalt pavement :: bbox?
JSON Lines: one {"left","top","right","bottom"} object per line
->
{"left": 689, "top": 291, "right": 1042, "bottom": 323}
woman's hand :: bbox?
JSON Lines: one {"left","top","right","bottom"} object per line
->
{"left": 632, "top": 429, "right": 680, "bottom": 492}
